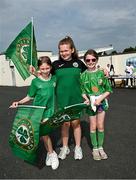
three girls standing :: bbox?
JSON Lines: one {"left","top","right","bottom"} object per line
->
{"left": 12, "top": 36, "right": 112, "bottom": 169}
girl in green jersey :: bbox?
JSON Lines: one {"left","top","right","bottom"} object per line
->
{"left": 10, "top": 56, "right": 59, "bottom": 170}
{"left": 52, "top": 36, "right": 86, "bottom": 160}
{"left": 80, "top": 49, "right": 112, "bottom": 161}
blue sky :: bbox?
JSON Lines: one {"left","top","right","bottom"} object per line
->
{"left": 0, "top": 0, "right": 136, "bottom": 54}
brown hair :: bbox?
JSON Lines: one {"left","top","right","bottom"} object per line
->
{"left": 84, "top": 49, "right": 98, "bottom": 61}
{"left": 58, "top": 36, "right": 78, "bottom": 60}
{"left": 38, "top": 56, "right": 52, "bottom": 68}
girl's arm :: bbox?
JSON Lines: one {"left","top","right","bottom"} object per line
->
{"left": 94, "top": 92, "right": 110, "bottom": 106}
{"left": 10, "top": 96, "right": 31, "bottom": 108}
{"left": 82, "top": 94, "right": 90, "bottom": 105}
{"left": 29, "top": 65, "right": 40, "bottom": 77}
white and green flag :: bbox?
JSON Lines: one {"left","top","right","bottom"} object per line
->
{"left": 9, "top": 103, "right": 87, "bottom": 165}
{"left": 9, "top": 106, "right": 46, "bottom": 165}
{"left": 5, "top": 22, "right": 38, "bottom": 80}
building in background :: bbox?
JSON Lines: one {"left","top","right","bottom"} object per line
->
{"left": 0, "top": 51, "right": 136, "bottom": 87}
{"left": 0, "top": 51, "right": 53, "bottom": 86}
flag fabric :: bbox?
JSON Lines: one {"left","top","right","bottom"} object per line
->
{"left": 9, "top": 103, "right": 87, "bottom": 165}
{"left": 5, "top": 22, "right": 38, "bottom": 80}
{"left": 40, "top": 103, "right": 87, "bottom": 136}
{"left": 9, "top": 106, "right": 46, "bottom": 165}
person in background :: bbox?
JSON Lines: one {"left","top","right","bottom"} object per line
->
{"left": 10, "top": 57, "right": 59, "bottom": 170}
{"left": 80, "top": 49, "right": 112, "bottom": 161}
{"left": 97, "top": 64, "right": 101, "bottom": 70}
{"left": 52, "top": 36, "right": 86, "bottom": 160}
{"left": 105, "top": 64, "right": 111, "bottom": 77}
{"left": 125, "top": 62, "right": 134, "bottom": 87}
{"left": 109, "top": 64, "right": 115, "bottom": 87}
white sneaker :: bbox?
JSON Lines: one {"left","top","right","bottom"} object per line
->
{"left": 46, "top": 151, "right": 59, "bottom": 170}
{"left": 58, "top": 146, "right": 70, "bottom": 160}
{"left": 92, "top": 148, "right": 101, "bottom": 161}
{"left": 98, "top": 147, "right": 108, "bottom": 160}
{"left": 46, "top": 152, "right": 51, "bottom": 166}
{"left": 74, "top": 146, "right": 83, "bottom": 160}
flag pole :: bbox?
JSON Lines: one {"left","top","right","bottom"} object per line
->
{"left": 31, "top": 17, "right": 33, "bottom": 66}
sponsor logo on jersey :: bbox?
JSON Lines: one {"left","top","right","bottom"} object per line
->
{"left": 58, "top": 64, "right": 64, "bottom": 67}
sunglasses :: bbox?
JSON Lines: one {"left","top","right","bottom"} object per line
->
{"left": 40, "top": 67, "right": 51, "bottom": 71}
{"left": 85, "top": 58, "right": 97, "bottom": 63}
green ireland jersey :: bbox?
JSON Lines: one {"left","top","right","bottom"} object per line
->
{"left": 52, "top": 59, "right": 86, "bottom": 108}
{"left": 80, "top": 69, "right": 112, "bottom": 96}
{"left": 27, "top": 75, "right": 56, "bottom": 118}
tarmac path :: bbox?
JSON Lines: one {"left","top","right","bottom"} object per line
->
{"left": 0, "top": 86, "right": 136, "bottom": 179}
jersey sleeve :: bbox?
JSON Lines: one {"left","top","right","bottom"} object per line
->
{"left": 27, "top": 79, "right": 37, "bottom": 98}
{"left": 80, "top": 60, "right": 87, "bottom": 73}
{"left": 80, "top": 73, "right": 87, "bottom": 95}
{"left": 51, "top": 64, "right": 55, "bottom": 75}
{"left": 51, "top": 60, "right": 58, "bottom": 75}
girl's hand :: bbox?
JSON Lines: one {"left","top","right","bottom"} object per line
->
{"left": 94, "top": 98, "right": 101, "bottom": 106}
{"left": 29, "top": 65, "right": 36, "bottom": 75}
{"left": 84, "top": 99, "right": 90, "bottom": 105}
{"left": 9, "top": 101, "right": 19, "bottom": 108}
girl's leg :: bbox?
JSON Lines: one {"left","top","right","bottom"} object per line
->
{"left": 42, "top": 135, "right": 53, "bottom": 153}
{"left": 71, "top": 119, "right": 83, "bottom": 160}
{"left": 43, "top": 135, "right": 59, "bottom": 170}
{"left": 58, "top": 122, "right": 70, "bottom": 160}
{"left": 89, "top": 115, "right": 101, "bottom": 160}
{"left": 97, "top": 111, "right": 108, "bottom": 159}
{"left": 89, "top": 115, "right": 97, "bottom": 149}
{"left": 71, "top": 119, "right": 81, "bottom": 147}
{"left": 61, "top": 122, "right": 70, "bottom": 147}
{"left": 97, "top": 111, "right": 105, "bottom": 148}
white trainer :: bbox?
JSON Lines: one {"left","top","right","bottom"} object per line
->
{"left": 98, "top": 147, "right": 108, "bottom": 160}
{"left": 74, "top": 146, "right": 83, "bottom": 160}
{"left": 58, "top": 146, "right": 70, "bottom": 160}
{"left": 46, "top": 152, "right": 51, "bottom": 166}
{"left": 92, "top": 148, "right": 101, "bottom": 161}
{"left": 46, "top": 151, "right": 59, "bottom": 170}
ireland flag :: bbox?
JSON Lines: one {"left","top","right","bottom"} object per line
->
{"left": 9, "top": 105, "right": 46, "bottom": 165}
{"left": 9, "top": 103, "right": 87, "bottom": 165}
{"left": 40, "top": 103, "right": 87, "bottom": 136}
{"left": 5, "top": 21, "right": 38, "bottom": 80}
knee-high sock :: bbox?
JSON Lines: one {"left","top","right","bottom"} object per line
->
{"left": 90, "top": 131, "right": 98, "bottom": 149}
{"left": 98, "top": 131, "right": 104, "bottom": 148}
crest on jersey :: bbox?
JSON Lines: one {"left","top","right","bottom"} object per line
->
{"left": 73, "top": 62, "right": 78, "bottom": 67}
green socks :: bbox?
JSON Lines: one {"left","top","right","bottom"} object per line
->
{"left": 90, "top": 131, "right": 98, "bottom": 149}
{"left": 90, "top": 131, "right": 104, "bottom": 149}
{"left": 98, "top": 131, "right": 104, "bottom": 148}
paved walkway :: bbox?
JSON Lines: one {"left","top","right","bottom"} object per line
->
{"left": 0, "top": 86, "right": 136, "bottom": 179}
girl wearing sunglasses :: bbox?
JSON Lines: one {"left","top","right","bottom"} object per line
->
{"left": 80, "top": 49, "right": 112, "bottom": 161}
